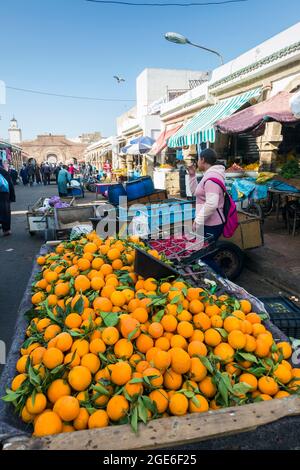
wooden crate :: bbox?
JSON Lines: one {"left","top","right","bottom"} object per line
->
{"left": 220, "top": 211, "right": 263, "bottom": 250}
{"left": 3, "top": 396, "right": 300, "bottom": 450}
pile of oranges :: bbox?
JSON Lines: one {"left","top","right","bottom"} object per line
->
{"left": 4, "top": 232, "right": 300, "bottom": 438}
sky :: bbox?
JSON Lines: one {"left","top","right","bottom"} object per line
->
{"left": 0, "top": 0, "right": 299, "bottom": 141}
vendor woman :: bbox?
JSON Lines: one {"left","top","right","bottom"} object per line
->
{"left": 0, "top": 160, "right": 16, "bottom": 236}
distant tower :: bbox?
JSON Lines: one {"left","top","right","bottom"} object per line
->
{"left": 8, "top": 117, "right": 22, "bottom": 144}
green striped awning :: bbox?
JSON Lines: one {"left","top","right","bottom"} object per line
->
{"left": 168, "top": 88, "right": 261, "bottom": 148}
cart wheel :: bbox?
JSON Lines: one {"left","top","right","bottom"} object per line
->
{"left": 212, "top": 241, "right": 244, "bottom": 280}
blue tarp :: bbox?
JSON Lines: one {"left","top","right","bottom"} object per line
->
{"left": 230, "top": 177, "right": 300, "bottom": 202}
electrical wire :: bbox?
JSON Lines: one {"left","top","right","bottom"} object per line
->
{"left": 6, "top": 86, "right": 135, "bottom": 102}
{"left": 86, "top": 0, "right": 248, "bottom": 6}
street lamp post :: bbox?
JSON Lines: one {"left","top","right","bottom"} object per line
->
{"left": 164, "top": 32, "right": 224, "bottom": 65}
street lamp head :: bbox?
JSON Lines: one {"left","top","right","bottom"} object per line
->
{"left": 164, "top": 32, "right": 190, "bottom": 45}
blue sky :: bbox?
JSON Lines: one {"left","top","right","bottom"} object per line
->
{"left": 0, "top": 0, "right": 299, "bottom": 141}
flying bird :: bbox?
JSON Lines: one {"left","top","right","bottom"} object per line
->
{"left": 113, "top": 75, "right": 125, "bottom": 84}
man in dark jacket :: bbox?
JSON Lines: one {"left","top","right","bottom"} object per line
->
{"left": 0, "top": 162, "right": 16, "bottom": 236}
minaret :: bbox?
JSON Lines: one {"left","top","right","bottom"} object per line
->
{"left": 8, "top": 117, "right": 22, "bottom": 144}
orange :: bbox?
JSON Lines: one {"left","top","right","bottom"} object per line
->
{"left": 71, "top": 339, "right": 90, "bottom": 357}
{"left": 170, "top": 335, "right": 188, "bottom": 350}
{"left": 153, "top": 351, "right": 171, "bottom": 371}
{"left": 161, "top": 315, "right": 178, "bottom": 332}
{"left": 73, "top": 407, "right": 90, "bottom": 430}
{"left": 143, "top": 367, "right": 163, "bottom": 387}
{"left": 91, "top": 257, "right": 104, "bottom": 270}
{"left": 177, "top": 310, "right": 192, "bottom": 322}
{"left": 26, "top": 393, "right": 47, "bottom": 414}
{"left": 160, "top": 282, "right": 171, "bottom": 294}
{"left": 164, "top": 369, "right": 182, "bottom": 390}
{"left": 240, "top": 299, "right": 252, "bottom": 314}
{"left": 258, "top": 376, "right": 279, "bottom": 396}
{"left": 129, "top": 353, "right": 143, "bottom": 368}
{"left": 136, "top": 334, "right": 154, "bottom": 354}
{"left": 214, "top": 343, "right": 235, "bottom": 363}
{"left": 89, "top": 338, "right": 106, "bottom": 355}
{"left": 274, "top": 391, "right": 290, "bottom": 399}
{"left": 205, "top": 304, "right": 221, "bottom": 317}
{"left": 189, "top": 357, "right": 207, "bottom": 382}
{"left": 106, "top": 395, "right": 129, "bottom": 421}
{"left": 77, "top": 258, "right": 91, "bottom": 271}
{"left": 189, "top": 394, "right": 209, "bottom": 413}
{"left": 136, "top": 360, "right": 150, "bottom": 374}
{"left": 42, "top": 348, "right": 64, "bottom": 369}
{"left": 31, "top": 292, "right": 46, "bottom": 305}
{"left": 84, "top": 242, "right": 98, "bottom": 254}
{"left": 65, "top": 313, "right": 82, "bottom": 329}
{"left": 55, "top": 332, "right": 73, "bottom": 352}
{"left": 120, "top": 315, "right": 140, "bottom": 339}
{"left": 190, "top": 330, "right": 205, "bottom": 342}
{"left": 34, "top": 411, "right": 62, "bottom": 437}
{"left": 53, "top": 395, "right": 80, "bottom": 421}
{"left": 93, "top": 297, "right": 113, "bottom": 312}
{"left": 239, "top": 373, "right": 257, "bottom": 391}
{"left": 292, "top": 368, "right": 300, "bottom": 378}
{"left": 170, "top": 347, "right": 191, "bottom": 374}
{"left": 204, "top": 328, "right": 222, "bottom": 347}
{"left": 47, "top": 294, "right": 58, "bottom": 307}
{"left": 240, "top": 320, "right": 253, "bottom": 335}
{"left": 244, "top": 334, "right": 257, "bottom": 353}
{"left": 149, "top": 389, "right": 169, "bottom": 413}
{"left": 252, "top": 324, "right": 266, "bottom": 337}
{"left": 114, "top": 338, "right": 134, "bottom": 359}
{"left": 189, "top": 300, "right": 205, "bottom": 314}
{"left": 37, "top": 256, "right": 46, "bottom": 265}
{"left": 211, "top": 315, "right": 223, "bottom": 328}
{"left": 100, "top": 264, "right": 113, "bottom": 276}
{"left": 21, "top": 406, "right": 35, "bottom": 423}
{"left": 232, "top": 310, "right": 246, "bottom": 321}
{"left": 228, "top": 330, "right": 246, "bottom": 350}
{"left": 106, "top": 277, "right": 119, "bottom": 288}
{"left": 273, "top": 364, "right": 292, "bottom": 384}
{"left": 102, "top": 326, "right": 120, "bottom": 345}
{"left": 225, "top": 363, "right": 241, "bottom": 376}
{"left": 122, "top": 288, "right": 135, "bottom": 302}
{"left": 109, "top": 291, "right": 125, "bottom": 308}
{"left": 55, "top": 283, "right": 70, "bottom": 298}
{"left": 71, "top": 294, "right": 89, "bottom": 309}
{"left": 148, "top": 322, "right": 164, "bottom": 339}
{"left": 74, "top": 275, "right": 90, "bottom": 293}
{"left": 111, "top": 361, "right": 132, "bottom": 386}
{"left": 88, "top": 410, "right": 109, "bottom": 429}
{"left": 68, "top": 365, "right": 92, "bottom": 391}
{"left": 131, "top": 307, "right": 148, "bottom": 323}
{"left": 169, "top": 393, "right": 188, "bottom": 416}
{"left": 30, "top": 347, "right": 46, "bottom": 365}
{"left": 199, "top": 376, "right": 217, "bottom": 398}
{"left": 81, "top": 353, "right": 101, "bottom": 374}
{"left": 11, "top": 374, "right": 27, "bottom": 391}
{"left": 276, "top": 341, "right": 292, "bottom": 359}
{"left": 44, "top": 271, "right": 58, "bottom": 283}
{"left": 255, "top": 338, "right": 270, "bottom": 358}
{"left": 186, "top": 287, "right": 202, "bottom": 301}
{"left": 47, "top": 377, "right": 72, "bottom": 404}
{"left": 81, "top": 307, "right": 96, "bottom": 321}
{"left": 246, "top": 312, "right": 262, "bottom": 324}
{"left": 188, "top": 341, "right": 208, "bottom": 357}
{"left": 155, "top": 337, "right": 170, "bottom": 351}
{"left": 124, "top": 379, "right": 143, "bottom": 398}
{"left": 177, "top": 321, "right": 194, "bottom": 339}
{"left": 146, "top": 347, "right": 160, "bottom": 362}
{"left": 223, "top": 316, "right": 241, "bottom": 332}
{"left": 165, "top": 304, "right": 177, "bottom": 316}
{"left": 144, "top": 278, "right": 157, "bottom": 292}
{"left": 193, "top": 313, "right": 211, "bottom": 331}
{"left": 90, "top": 277, "right": 105, "bottom": 291}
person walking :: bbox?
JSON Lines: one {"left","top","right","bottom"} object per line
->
{"left": 9, "top": 165, "right": 18, "bottom": 185}
{"left": 35, "top": 164, "right": 42, "bottom": 185}
{"left": 57, "top": 165, "right": 71, "bottom": 197}
{"left": 20, "top": 163, "right": 29, "bottom": 186}
{"left": 0, "top": 160, "right": 16, "bottom": 236}
{"left": 27, "top": 161, "right": 35, "bottom": 186}
{"left": 42, "top": 162, "right": 51, "bottom": 185}
{"left": 68, "top": 163, "right": 75, "bottom": 178}
{"left": 54, "top": 164, "right": 61, "bottom": 184}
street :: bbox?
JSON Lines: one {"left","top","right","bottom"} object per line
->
{"left": 0, "top": 183, "right": 291, "bottom": 363}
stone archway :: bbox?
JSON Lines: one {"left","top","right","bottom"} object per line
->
{"left": 46, "top": 154, "right": 58, "bottom": 165}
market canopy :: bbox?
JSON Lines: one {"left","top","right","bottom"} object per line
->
{"left": 167, "top": 88, "right": 262, "bottom": 148}
{"left": 149, "top": 124, "right": 183, "bottom": 155}
{"left": 121, "top": 136, "right": 155, "bottom": 155}
{"left": 215, "top": 91, "right": 300, "bottom": 135}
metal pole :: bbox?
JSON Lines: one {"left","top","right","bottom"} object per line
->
{"left": 188, "top": 41, "right": 224, "bottom": 65}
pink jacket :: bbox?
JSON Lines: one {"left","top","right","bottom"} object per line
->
{"left": 189, "top": 165, "right": 226, "bottom": 226}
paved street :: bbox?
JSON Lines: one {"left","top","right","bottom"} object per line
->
{"left": 0, "top": 183, "right": 292, "bottom": 367}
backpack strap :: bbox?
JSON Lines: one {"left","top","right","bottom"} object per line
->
{"left": 204, "top": 177, "right": 226, "bottom": 224}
